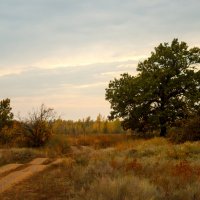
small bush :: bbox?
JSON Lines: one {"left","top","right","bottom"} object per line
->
{"left": 0, "top": 126, "right": 16, "bottom": 145}
{"left": 23, "top": 120, "right": 53, "bottom": 147}
{"left": 168, "top": 127, "right": 186, "bottom": 143}
{"left": 22, "top": 104, "right": 56, "bottom": 147}
{"left": 84, "top": 176, "right": 161, "bottom": 200}
{"left": 184, "top": 116, "right": 200, "bottom": 140}
{"left": 171, "top": 161, "right": 193, "bottom": 180}
{"left": 0, "top": 121, "right": 26, "bottom": 147}
{"left": 168, "top": 116, "right": 200, "bottom": 143}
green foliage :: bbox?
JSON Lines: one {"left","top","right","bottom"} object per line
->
{"left": 106, "top": 39, "right": 200, "bottom": 137}
{"left": 0, "top": 98, "right": 13, "bottom": 131}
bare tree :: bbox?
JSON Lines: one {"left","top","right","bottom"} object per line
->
{"left": 23, "top": 104, "right": 56, "bottom": 147}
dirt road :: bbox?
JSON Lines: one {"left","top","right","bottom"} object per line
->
{"left": 0, "top": 157, "right": 63, "bottom": 193}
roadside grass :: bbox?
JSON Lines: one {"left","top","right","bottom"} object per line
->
{"left": 0, "top": 134, "right": 71, "bottom": 166}
{"left": 1, "top": 135, "right": 200, "bottom": 199}
{"left": 0, "top": 148, "right": 42, "bottom": 166}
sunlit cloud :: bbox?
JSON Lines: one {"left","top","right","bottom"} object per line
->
{"left": 12, "top": 94, "right": 110, "bottom": 120}
{"left": 101, "top": 70, "right": 138, "bottom": 78}
{"left": 0, "top": 67, "right": 26, "bottom": 77}
{"left": 74, "top": 82, "right": 107, "bottom": 89}
{"left": 32, "top": 48, "right": 147, "bottom": 70}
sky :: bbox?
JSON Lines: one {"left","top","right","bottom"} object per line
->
{"left": 0, "top": 0, "right": 200, "bottom": 120}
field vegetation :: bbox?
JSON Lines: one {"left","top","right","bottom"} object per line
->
{"left": 0, "top": 100, "right": 199, "bottom": 199}
{"left": 1, "top": 135, "right": 200, "bottom": 199}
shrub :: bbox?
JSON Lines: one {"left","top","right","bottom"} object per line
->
{"left": 168, "top": 116, "right": 200, "bottom": 143}
{"left": 84, "top": 176, "right": 161, "bottom": 200}
{"left": 22, "top": 104, "right": 56, "bottom": 147}
{"left": 171, "top": 161, "right": 193, "bottom": 180}
{"left": 0, "top": 121, "right": 26, "bottom": 147}
{"left": 184, "top": 116, "right": 200, "bottom": 140}
{"left": 23, "top": 120, "right": 53, "bottom": 147}
{"left": 0, "top": 126, "right": 16, "bottom": 145}
{"left": 167, "top": 127, "right": 186, "bottom": 143}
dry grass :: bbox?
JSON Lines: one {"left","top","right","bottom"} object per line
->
{"left": 1, "top": 134, "right": 200, "bottom": 199}
{"left": 0, "top": 148, "right": 43, "bottom": 166}
{"left": 0, "top": 135, "right": 71, "bottom": 166}
{"left": 67, "top": 134, "right": 129, "bottom": 149}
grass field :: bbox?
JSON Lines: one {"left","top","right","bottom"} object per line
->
{"left": 1, "top": 134, "right": 200, "bottom": 200}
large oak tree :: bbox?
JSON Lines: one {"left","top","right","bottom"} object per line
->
{"left": 105, "top": 39, "right": 200, "bottom": 136}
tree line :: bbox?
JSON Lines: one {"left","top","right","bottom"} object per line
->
{"left": 0, "top": 99, "right": 124, "bottom": 147}
{"left": 52, "top": 115, "right": 124, "bottom": 135}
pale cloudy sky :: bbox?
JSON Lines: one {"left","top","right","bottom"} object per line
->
{"left": 0, "top": 0, "right": 200, "bottom": 119}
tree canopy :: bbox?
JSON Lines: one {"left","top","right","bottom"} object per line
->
{"left": 0, "top": 98, "right": 14, "bottom": 131}
{"left": 105, "top": 39, "right": 200, "bottom": 136}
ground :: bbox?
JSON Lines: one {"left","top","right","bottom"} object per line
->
{"left": 0, "top": 134, "right": 200, "bottom": 200}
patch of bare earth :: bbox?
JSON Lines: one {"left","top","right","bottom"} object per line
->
{"left": 0, "top": 157, "right": 65, "bottom": 196}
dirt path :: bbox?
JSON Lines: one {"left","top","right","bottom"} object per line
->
{"left": 0, "top": 158, "right": 63, "bottom": 193}
{"left": 0, "top": 164, "right": 23, "bottom": 176}
{"left": 0, "top": 146, "right": 100, "bottom": 194}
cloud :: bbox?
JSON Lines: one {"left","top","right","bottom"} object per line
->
{"left": 0, "top": 0, "right": 199, "bottom": 70}
{"left": 0, "top": 0, "right": 200, "bottom": 119}
{"left": 0, "top": 60, "right": 138, "bottom": 96}
{"left": 74, "top": 82, "right": 107, "bottom": 89}
{"left": 12, "top": 94, "right": 110, "bottom": 120}
{"left": 0, "top": 60, "right": 138, "bottom": 119}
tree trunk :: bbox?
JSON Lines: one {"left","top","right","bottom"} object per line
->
{"left": 160, "top": 125, "right": 167, "bottom": 137}
{"left": 159, "top": 114, "right": 167, "bottom": 137}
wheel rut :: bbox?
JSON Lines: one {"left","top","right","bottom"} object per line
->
{"left": 0, "top": 157, "right": 63, "bottom": 193}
